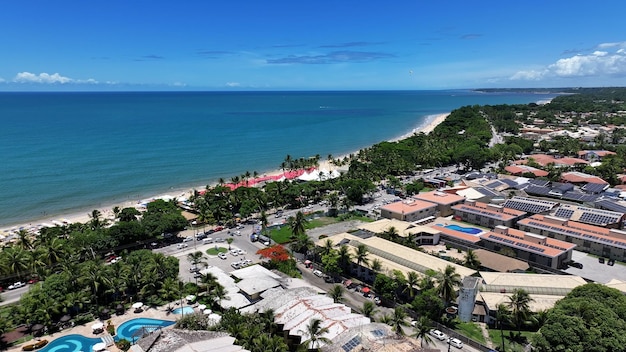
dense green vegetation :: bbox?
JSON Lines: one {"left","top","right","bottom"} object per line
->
{"left": 532, "top": 284, "right": 626, "bottom": 352}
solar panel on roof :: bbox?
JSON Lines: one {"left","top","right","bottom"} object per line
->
{"left": 475, "top": 187, "right": 501, "bottom": 197}
{"left": 342, "top": 336, "right": 361, "bottom": 352}
{"left": 371, "top": 329, "right": 386, "bottom": 337}
{"left": 525, "top": 185, "right": 552, "bottom": 196}
{"left": 500, "top": 179, "right": 518, "bottom": 187}
{"left": 595, "top": 199, "right": 626, "bottom": 213}
{"left": 554, "top": 208, "right": 575, "bottom": 219}
{"left": 485, "top": 180, "right": 504, "bottom": 189}
{"left": 528, "top": 179, "right": 550, "bottom": 187}
{"left": 583, "top": 183, "right": 608, "bottom": 194}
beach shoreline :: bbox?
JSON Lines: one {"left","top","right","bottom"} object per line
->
{"left": 0, "top": 112, "right": 450, "bottom": 237}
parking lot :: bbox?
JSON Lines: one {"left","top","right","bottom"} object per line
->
{"left": 564, "top": 250, "right": 626, "bottom": 283}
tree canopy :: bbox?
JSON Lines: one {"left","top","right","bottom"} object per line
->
{"left": 532, "top": 283, "right": 626, "bottom": 352}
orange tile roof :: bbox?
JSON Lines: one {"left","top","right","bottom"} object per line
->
{"left": 414, "top": 190, "right": 465, "bottom": 205}
{"left": 505, "top": 165, "right": 549, "bottom": 177}
{"left": 560, "top": 171, "right": 608, "bottom": 184}
{"left": 381, "top": 199, "right": 436, "bottom": 214}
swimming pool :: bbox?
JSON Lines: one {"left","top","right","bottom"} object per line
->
{"left": 39, "top": 334, "right": 102, "bottom": 352}
{"left": 172, "top": 306, "right": 194, "bottom": 315}
{"left": 440, "top": 224, "right": 483, "bottom": 235}
{"left": 115, "top": 318, "right": 175, "bottom": 342}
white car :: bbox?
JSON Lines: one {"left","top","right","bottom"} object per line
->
{"left": 218, "top": 252, "right": 227, "bottom": 260}
{"left": 177, "top": 243, "right": 188, "bottom": 249}
{"left": 313, "top": 270, "right": 324, "bottom": 277}
{"left": 447, "top": 337, "right": 463, "bottom": 349}
{"left": 8, "top": 282, "right": 25, "bottom": 290}
{"left": 429, "top": 329, "right": 446, "bottom": 341}
{"left": 231, "top": 261, "right": 241, "bottom": 269}
{"left": 182, "top": 236, "right": 194, "bottom": 242}
{"left": 236, "top": 249, "right": 246, "bottom": 255}
{"left": 230, "top": 249, "right": 239, "bottom": 256}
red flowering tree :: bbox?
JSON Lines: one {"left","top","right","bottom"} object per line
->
{"left": 257, "top": 245, "right": 290, "bottom": 262}
{"left": 256, "top": 245, "right": 300, "bottom": 277}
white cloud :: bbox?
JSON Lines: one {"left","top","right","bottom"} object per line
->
{"left": 225, "top": 82, "right": 240, "bottom": 87}
{"left": 12, "top": 72, "right": 99, "bottom": 84}
{"left": 511, "top": 43, "right": 626, "bottom": 81}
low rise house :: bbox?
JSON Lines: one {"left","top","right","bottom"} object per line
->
{"left": 413, "top": 190, "right": 466, "bottom": 217}
{"left": 379, "top": 199, "right": 437, "bottom": 223}
{"left": 452, "top": 200, "right": 527, "bottom": 228}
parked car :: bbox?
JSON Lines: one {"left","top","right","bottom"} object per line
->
{"left": 447, "top": 337, "right": 463, "bottom": 349}
{"left": 189, "top": 266, "right": 200, "bottom": 273}
{"left": 599, "top": 257, "right": 605, "bottom": 264}
{"left": 429, "top": 329, "right": 446, "bottom": 341}
{"left": 230, "top": 249, "right": 240, "bottom": 256}
{"left": 196, "top": 232, "right": 207, "bottom": 240}
{"left": 312, "top": 270, "right": 324, "bottom": 277}
{"left": 193, "top": 272, "right": 203, "bottom": 278}
{"left": 214, "top": 226, "right": 225, "bottom": 231}
{"left": 218, "top": 252, "right": 227, "bottom": 260}
{"left": 214, "top": 237, "right": 224, "bottom": 243}
{"left": 373, "top": 296, "right": 381, "bottom": 305}
{"left": 177, "top": 243, "right": 189, "bottom": 249}
{"left": 8, "top": 281, "right": 25, "bottom": 290}
{"left": 231, "top": 262, "right": 241, "bottom": 269}
{"left": 182, "top": 236, "right": 194, "bottom": 243}
{"left": 608, "top": 258, "right": 615, "bottom": 266}
{"left": 570, "top": 262, "right": 583, "bottom": 269}
{"left": 203, "top": 238, "right": 214, "bottom": 244}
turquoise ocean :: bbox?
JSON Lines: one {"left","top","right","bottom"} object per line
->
{"left": 0, "top": 90, "right": 557, "bottom": 227}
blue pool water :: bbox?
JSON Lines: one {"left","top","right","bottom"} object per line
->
{"left": 441, "top": 224, "right": 483, "bottom": 235}
{"left": 172, "top": 306, "right": 195, "bottom": 315}
{"left": 115, "top": 318, "right": 175, "bottom": 342}
{"left": 39, "top": 334, "right": 102, "bottom": 352}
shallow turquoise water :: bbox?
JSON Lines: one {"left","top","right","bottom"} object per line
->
{"left": 0, "top": 90, "right": 557, "bottom": 226}
{"left": 115, "top": 317, "right": 175, "bottom": 342}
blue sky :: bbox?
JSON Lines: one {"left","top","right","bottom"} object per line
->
{"left": 2, "top": 1, "right": 626, "bottom": 91}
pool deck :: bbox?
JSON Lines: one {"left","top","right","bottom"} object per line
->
{"left": 8, "top": 303, "right": 178, "bottom": 352}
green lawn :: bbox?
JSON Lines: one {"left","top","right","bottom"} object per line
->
{"left": 455, "top": 321, "right": 486, "bottom": 344}
{"left": 488, "top": 328, "right": 536, "bottom": 352}
{"left": 206, "top": 247, "right": 228, "bottom": 255}
{"left": 269, "top": 214, "right": 373, "bottom": 244}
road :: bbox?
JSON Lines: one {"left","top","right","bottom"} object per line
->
{"left": 0, "top": 285, "right": 29, "bottom": 306}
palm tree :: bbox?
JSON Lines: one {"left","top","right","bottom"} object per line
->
{"left": 3, "top": 246, "right": 29, "bottom": 279}
{"left": 226, "top": 237, "right": 234, "bottom": 249}
{"left": 411, "top": 316, "right": 433, "bottom": 347}
{"left": 186, "top": 251, "right": 207, "bottom": 268}
{"left": 464, "top": 249, "right": 481, "bottom": 269}
{"left": 370, "top": 258, "right": 382, "bottom": 275}
{"left": 355, "top": 243, "right": 369, "bottom": 270}
{"left": 436, "top": 265, "right": 461, "bottom": 306}
{"left": 328, "top": 284, "right": 344, "bottom": 303}
{"left": 496, "top": 303, "right": 512, "bottom": 352}
{"left": 360, "top": 301, "right": 379, "bottom": 319}
{"left": 386, "top": 307, "right": 409, "bottom": 336}
{"left": 319, "top": 238, "right": 335, "bottom": 257}
{"left": 508, "top": 288, "right": 534, "bottom": 335}
{"left": 382, "top": 226, "right": 399, "bottom": 241}
{"left": 299, "top": 318, "right": 331, "bottom": 351}
{"left": 288, "top": 211, "right": 308, "bottom": 239}
{"left": 15, "top": 229, "right": 33, "bottom": 250}
{"left": 404, "top": 271, "right": 420, "bottom": 298}
{"left": 337, "top": 245, "right": 352, "bottom": 273}
{"left": 260, "top": 211, "right": 269, "bottom": 235}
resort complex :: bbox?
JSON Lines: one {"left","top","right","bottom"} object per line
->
{"left": 3, "top": 88, "right": 626, "bottom": 351}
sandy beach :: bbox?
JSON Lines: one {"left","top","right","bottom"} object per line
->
{"left": 0, "top": 112, "right": 450, "bottom": 238}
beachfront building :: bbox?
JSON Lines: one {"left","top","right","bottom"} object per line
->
{"left": 517, "top": 214, "right": 626, "bottom": 261}
{"left": 451, "top": 200, "right": 526, "bottom": 228}
{"left": 314, "top": 232, "right": 476, "bottom": 284}
{"left": 413, "top": 190, "right": 466, "bottom": 217}
{"left": 379, "top": 199, "right": 437, "bottom": 223}
{"left": 479, "top": 226, "right": 575, "bottom": 270}
{"left": 477, "top": 272, "right": 587, "bottom": 324}
{"left": 551, "top": 204, "right": 625, "bottom": 229}
{"left": 358, "top": 218, "right": 442, "bottom": 245}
